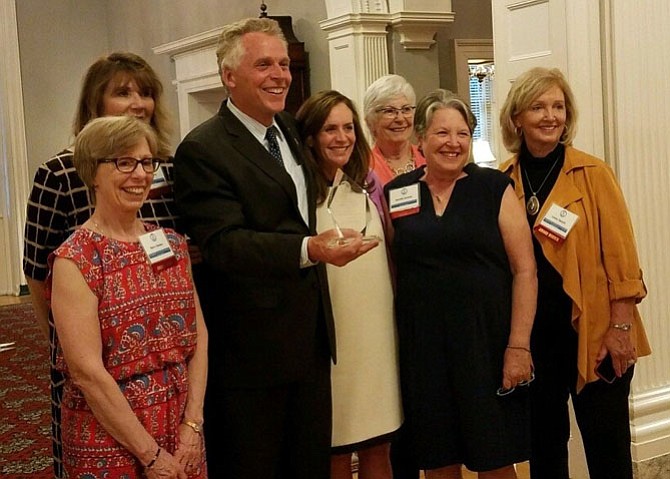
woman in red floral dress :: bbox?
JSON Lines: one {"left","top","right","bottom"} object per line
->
{"left": 48, "top": 116, "right": 208, "bottom": 479}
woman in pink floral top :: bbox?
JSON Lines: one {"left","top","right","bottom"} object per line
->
{"left": 48, "top": 116, "right": 208, "bottom": 479}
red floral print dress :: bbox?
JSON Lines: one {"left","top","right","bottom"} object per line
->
{"left": 47, "top": 224, "right": 206, "bottom": 479}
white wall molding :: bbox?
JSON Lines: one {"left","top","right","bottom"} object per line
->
{"left": 324, "top": 0, "right": 389, "bottom": 17}
{"left": 453, "top": 39, "right": 493, "bottom": 101}
{"left": 320, "top": 13, "right": 390, "bottom": 109}
{"left": 389, "top": 11, "right": 455, "bottom": 50}
{"left": 320, "top": 4, "right": 454, "bottom": 108}
{"left": 153, "top": 33, "right": 224, "bottom": 139}
{"left": 388, "top": 0, "right": 452, "bottom": 12}
{"left": 630, "top": 386, "right": 670, "bottom": 461}
{"left": 153, "top": 26, "right": 222, "bottom": 57}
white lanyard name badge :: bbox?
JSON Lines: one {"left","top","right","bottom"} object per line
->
{"left": 534, "top": 203, "right": 579, "bottom": 244}
{"left": 148, "top": 165, "right": 170, "bottom": 198}
{"left": 388, "top": 183, "right": 420, "bottom": 219}
{"left": 139, "top": 229, "right": 177, "bottom": 273}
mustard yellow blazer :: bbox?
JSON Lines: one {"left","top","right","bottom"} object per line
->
{"left": 501, "top": 146, "right": 650, "bottom": 391}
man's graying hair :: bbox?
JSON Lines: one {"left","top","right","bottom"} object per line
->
{"left": 215, "top": 18, "right": 287, "bottom": 94}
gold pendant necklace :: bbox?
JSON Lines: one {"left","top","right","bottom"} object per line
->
{"left": 522, "top": 156, "right": 561, "bottom": 216}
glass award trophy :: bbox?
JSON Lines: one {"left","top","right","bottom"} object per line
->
{"left": 326, "top": 169, "right": 381, "bottom": 247}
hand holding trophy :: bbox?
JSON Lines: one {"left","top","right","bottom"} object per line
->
{"left": 326, "top": 169, "right": 382, "bottom": 247}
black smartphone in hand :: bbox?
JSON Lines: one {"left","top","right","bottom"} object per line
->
{"left": 596, "top": 354, "right": 617, "bottom": 384}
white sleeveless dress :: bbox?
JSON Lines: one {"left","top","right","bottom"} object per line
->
{"left": 317, "top": 182, "right": 402, "bottom": 448}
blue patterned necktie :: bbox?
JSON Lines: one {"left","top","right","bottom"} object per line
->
{"left": 265, "top": 126, "right": 284, "bottom": 167}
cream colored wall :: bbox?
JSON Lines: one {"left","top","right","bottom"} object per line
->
{"left": 16, "top": 0, "right": 330, "bottom": 170}
{"left": 104, "top": 0, "right": 330, "bottom": 151}
{"left": 16, "top": 0, "right": 108, "bottom": 176}
{"left": 17, "top": 0, "right": 493, "bottom": 171}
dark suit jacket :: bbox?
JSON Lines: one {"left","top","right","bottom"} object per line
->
{"left": 174, "top": 101, "right": 335, "bottom": 388}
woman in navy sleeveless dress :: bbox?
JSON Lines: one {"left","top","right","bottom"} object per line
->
{"left": 386, "top": 91, "right": 536, "bottom": 478}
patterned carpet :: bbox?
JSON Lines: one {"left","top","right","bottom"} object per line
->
{"left": 0, "top": 302, "right": 53, "bottom": 478}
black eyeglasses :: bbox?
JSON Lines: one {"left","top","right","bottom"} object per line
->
{"left": 496, "top": 370, "right": 536, "bottom": 397}
{"left": 375, "top": 105, "right": 416, "bottom": 119}
{"left": 97, "top": 157, "right": 161, "bottom": 173}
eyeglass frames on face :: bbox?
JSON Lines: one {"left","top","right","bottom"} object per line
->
{"left": 496, "top": 370, "right": 536, "bottom": 397}
{"left": 376, "top": 105, "right": 416, "bottom": 119}
{"left": 97, "top": 157, "right": 161, "bottom": 173}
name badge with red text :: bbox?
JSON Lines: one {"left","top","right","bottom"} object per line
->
{"left": 139, "top": 229, "right": 177, "bottom": 272}
{"left": 389, "top": 184, "right": 420, "bottom": 219}
{"left": 534, "top": 203, "right": 579, "bottom": 244}
{"left": 148, "top": 165, "right": 170, "bottom": 198}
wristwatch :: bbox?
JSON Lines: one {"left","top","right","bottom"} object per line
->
{"left": 611, "top": 323, "right": 632, "bottom": 331}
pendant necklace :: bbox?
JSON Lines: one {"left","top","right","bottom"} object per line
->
{"left": 522, "top": 156, "right": 561, "bottom": 216}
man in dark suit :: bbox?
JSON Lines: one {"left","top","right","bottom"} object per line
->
{"left": 173, "top": 17, "right": 377, "bottom": 479}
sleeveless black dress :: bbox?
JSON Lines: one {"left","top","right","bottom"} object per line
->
{"left": 386, "top": 163, "right": 530, "bottom": 472}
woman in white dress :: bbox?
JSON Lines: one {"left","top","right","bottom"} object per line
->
{"left": 297, "top": 90, "right": 402, "bottom": 479}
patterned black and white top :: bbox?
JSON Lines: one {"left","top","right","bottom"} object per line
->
{"left": 23, "top": 148, "right": 178, "bottom": 281}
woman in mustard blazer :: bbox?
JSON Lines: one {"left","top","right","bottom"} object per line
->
{"left": 499, "top": 67, "right": 650, "bottom": 479}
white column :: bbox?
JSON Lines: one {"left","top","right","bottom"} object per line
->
{"left": 387, "top": 0, "right": 454, "bottom": 49}
{"left": 321, "top": 0, "right": 454, "bottom": 109}
{"left": 603, "top": 0, "right": 670, "bottom": 469}
{"left": 319, "top": 13, "right": 390, "bottom": 109}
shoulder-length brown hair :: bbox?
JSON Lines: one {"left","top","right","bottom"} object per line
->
{"left": 73, "top": 52, "right": 172, "bottom": 158}
{"left": 296, "top": 90, "right": 372, "bottom": 205}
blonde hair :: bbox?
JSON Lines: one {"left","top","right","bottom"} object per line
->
{"left": 216, "top": 17, "right": 286, "bottom": 94}
{"left": 499, "top": 67, "right": 578, "bottom": 153}
{"left": 74, "top": 116, "right": 158, "bottom": 203}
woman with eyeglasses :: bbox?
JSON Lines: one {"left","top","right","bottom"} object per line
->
{"left": 22, "top": 52, "right": 185, "bottom": 479}
{"left": 49, "top": 116, "right": 208, "bottom": 479}
{"left": 386, "top": 90, "right": 536, "bottom": 479}
{"left": 364, "top": 75, "right": 426, "bottom": 187}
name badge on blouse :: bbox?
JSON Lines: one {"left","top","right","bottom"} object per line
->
{"left": 148, "top": 165, "right": 170, "bottom": 198}
{"left": 139, "top": 229, "right": 177, "bottom": 273}
{"left": 388, "top": 184, "right": 420, "bottom": 219}
{"left": 534, "top": 203, "right": 579, "bottom": 244}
